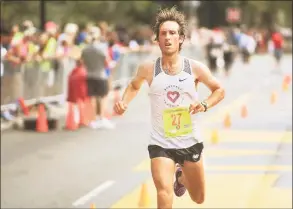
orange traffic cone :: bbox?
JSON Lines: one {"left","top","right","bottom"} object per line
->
{"left": 90, "top": 203, "right": 96, "bottom": 209}
{"left": 241, "top": 105, "right": 248, "bottom": 118}
{"left": 282, "top": 80, "right": 289, "bottom": 92}
{"left": 36, "top": 104, "right": 48, "bottom": 132}
{"left": 65, "top": 102, "right": 78, "bottom": 130}
{"left": 270, "top": 91, "right": 277, "bottom": 104}
{"left": 284, "top": 74, "right": 291, "bottom": 84}
{"left": 18, "top": 97, "right": 29, "bottom": 116}
{"left": 138, "top": 183, "right": 150, "bottom": 208}
{"left": 224, "top": 113, "right": 231, "bottom": 128}
{"left": 78, "top": 100, "right": 89, "bottom": 127}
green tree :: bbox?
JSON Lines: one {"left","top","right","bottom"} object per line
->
{"left": 1, "top": 0, "right": 291, "bottom": 32}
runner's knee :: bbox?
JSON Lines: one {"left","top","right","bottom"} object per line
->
{"left": 157, "top": 189, "right": 173, "bottom": 203}
{"left": 190, "top": 191, "right": 205, "bottom": 204}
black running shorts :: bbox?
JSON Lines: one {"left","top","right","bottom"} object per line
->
{"left": 148, "top": 142, "right": 204, "bottom": 166}
{"left": 87, "top": 77, "right": 109, "bottom": 98}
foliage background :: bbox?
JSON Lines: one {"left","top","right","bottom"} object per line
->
{"left": 1, "top": 1, "right": 292, "bottom": 32}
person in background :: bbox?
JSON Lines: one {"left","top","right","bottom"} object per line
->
{"left": 81, "top": 27, "right": 115, "bottom": 129}
{"left": 75, "top": 24, "right": 88, "bottom": 47}
{"left": 67, "top": 56, "right": 88, "bottom": 105}
{"left": 270, "top": 29, "right": 284, "bottom": 70}
{"left": 238, "top": 30, "right": 256, "bottom": 64}
{"left": 10, "top": 24, "right": 23, "bottom": 48}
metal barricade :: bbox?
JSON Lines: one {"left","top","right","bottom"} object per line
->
{"left": 1, "top": 61, "right": 24, "bottom": 105}
{"left": 22, "top": 61, "right": 40, "bottom": 100}
{"left": 1, "top": 58, "right": 75, "bottom": 109}
{"left": 111, "top": 49, "right": 154, "bottom": 86}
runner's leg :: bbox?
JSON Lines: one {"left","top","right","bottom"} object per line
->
{"left": 151, "top": 157, "right": 176, "bottom": 208}
{"left": 179, "top": 157, "right": 205, "bottom": 204}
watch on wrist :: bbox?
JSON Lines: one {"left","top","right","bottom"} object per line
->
{"left": 201, "top": 101, "right": 208, "bottom": 112}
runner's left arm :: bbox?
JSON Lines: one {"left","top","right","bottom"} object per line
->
{"left": 191, "top": 60, "right": 225, "bottom": 110}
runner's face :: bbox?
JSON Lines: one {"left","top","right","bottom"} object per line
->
{"left": 158, "top": 21, "right": 183, "bottom": 55}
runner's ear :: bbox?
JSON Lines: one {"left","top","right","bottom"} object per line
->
{"left": 179, "top": 35, "right": 185, "bottom": 43}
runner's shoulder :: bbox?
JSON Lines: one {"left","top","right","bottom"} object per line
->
{"left": 183, "top": 58, "right": 211, "bottom": 80}
{"left": 137, "top": 60, "right": 156, "bottom": 75}
{"left": 187, "top": 58, "right": 207, "bottom": 69}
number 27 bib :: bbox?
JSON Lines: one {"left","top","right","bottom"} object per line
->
{"left": 163, "top": 107, "right": 193, "bottom": 138}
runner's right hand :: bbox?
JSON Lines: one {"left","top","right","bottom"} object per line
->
{"left": 114, "top": 101, "right": 128, "bottom": 115}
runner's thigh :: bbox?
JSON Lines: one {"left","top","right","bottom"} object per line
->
{"left": 182, "top": 157, "right": 205, "bottom": 198}
{"left": 151, "top": 157, "right": 176, "bottom": 192}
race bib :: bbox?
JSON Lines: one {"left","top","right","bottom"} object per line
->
{"left": 163, "top": 107, "right": 192, "bottom": 138}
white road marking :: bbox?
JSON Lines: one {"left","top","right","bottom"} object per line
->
{"left": 72, "top": 180, "right": 115, "bottom": 207}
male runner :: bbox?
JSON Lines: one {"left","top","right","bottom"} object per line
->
{"left": 114, "top": 7, "right": 225, "bottom": 208}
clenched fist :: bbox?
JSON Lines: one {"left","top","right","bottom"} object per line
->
{"left": 189, "top": 102, "right": 205, "bottom": 114}
{"left": 114, "top": 100, "right": 128, "bottom": 115}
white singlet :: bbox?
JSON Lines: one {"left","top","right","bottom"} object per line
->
{"left": 148, "top": 56, "right": 203, "bottom": 149}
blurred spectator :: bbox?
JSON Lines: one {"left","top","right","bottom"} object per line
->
{"left": 106, "top": 30, "right": 123, "bottom": 63}
{"left": 5, "top": 29, "right": 37, "bottom": 64}
{"left": 115, "top": 25, "right": 130, "bottom": 46}
{"left": 75, "top": 24, "right": 88, "bottom": 47}
{"left": 98, "top": 21, "right": 109, "bottom": 42}
{"left": 238, "top": 30, "right": 257, "bottom": 63}
{"left": 56, "top": 34, "right": 71, "bottom": 58}
{"left": 269, "top": 29, "right": 284, "bottom": 69}
{"left": 10, "top": 24, "right": 24, "bottom": 47}
{"left": 105, "top": 30, "right": 124, "bottom": 99}
{"left": 35, "top": 32, "right": 56, "bottom": 61}
{"left": 62, "top": 23, "right": 79, "bottom": 46}
{"left": 67, "top": 58, "right": 88, "bottom": 104}
{"left": 45, "top": 21, "right": 58, "bottom": 36}
{"left": 81, "top": 26, "right": 115, "bottom": 129}
{"left": 128, "top": 39, "right": 140, "bottom": 51}
{"left": 211, "top": 27, "right": 225, "bottom": 45}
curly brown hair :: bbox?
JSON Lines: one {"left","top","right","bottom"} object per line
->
{"left": 153, "top": 6, "right": 187, "bottom": 51}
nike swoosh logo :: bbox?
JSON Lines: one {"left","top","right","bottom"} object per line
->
{"left": 179, "top": 78, "right": 187, "bottom": 82}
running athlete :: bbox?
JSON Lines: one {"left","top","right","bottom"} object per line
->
{"left": 114, "top": 7, "right": 225, "bottom": 208}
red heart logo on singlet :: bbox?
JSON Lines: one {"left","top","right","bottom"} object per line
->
{"left": 167, "top": 91, "right": 180, "bottom": 103}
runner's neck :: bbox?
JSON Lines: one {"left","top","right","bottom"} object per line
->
{"left": 161, "top": 55, "right": 182, "bottom": 75}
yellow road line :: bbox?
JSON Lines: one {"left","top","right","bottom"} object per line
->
{"left": 134, "top": 158, "right": 292, "bottom": 172}
{"left": 205, "top": 149, "right": 292, "bottom": 156}
{"left": 203, "top": 129, "right": 292, "bottom": 143}
{"left": 246, "top": 129, "right": 293, "bottom": 207}
{"left": 111, "top": 174, "right": 291, "bottom": 208}
{"left": 206, "top": 165, "right": 292, "bottom": 171}
{"left": 246, "top": 187, "right": 292, "bottom": 208}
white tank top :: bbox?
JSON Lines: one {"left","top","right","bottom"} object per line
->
{"left": 148, "top": 56, "right": 203, "bottom": 149}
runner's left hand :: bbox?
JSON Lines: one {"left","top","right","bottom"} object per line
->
{"left": 189, "top": 102, "right": 205, "bottom": 114}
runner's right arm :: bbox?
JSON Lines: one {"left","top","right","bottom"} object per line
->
{"left": 114, "top": 63, "right": 148, "bottom": 115}
{"left": 122, "top": 63, "right": 148, "bottom": 104}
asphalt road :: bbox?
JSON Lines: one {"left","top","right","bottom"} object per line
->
{"left": 1, "top": 53, "right": 292, "bottom": 208}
